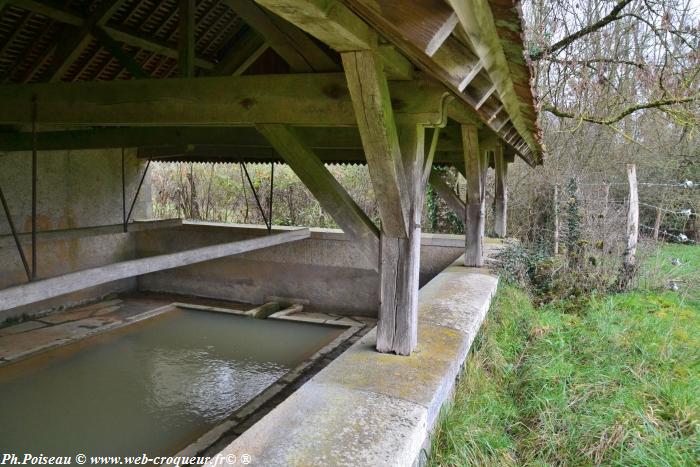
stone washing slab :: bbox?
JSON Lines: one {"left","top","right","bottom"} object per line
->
{"left": 209, "top": 255, "right": 499, "bottom": 466}
{"left": 208, "top": 381, "right": 427, "bottom": 467}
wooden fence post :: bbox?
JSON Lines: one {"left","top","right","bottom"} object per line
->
{"left": 553, "top": 184, "right": 559, "bottom": 255}
{"left": 653, "top": 207, "right": 662, "bottom": 241}
{"left": 618, "top": 164, "right": 639, "bottom": 289}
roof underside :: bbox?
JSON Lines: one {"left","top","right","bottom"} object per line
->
{"left": 0, "top": 0, "right": 542, "bottom": 166}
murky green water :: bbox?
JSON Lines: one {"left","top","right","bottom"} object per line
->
{"left": 0, "top": 308, "right": 344, "bottom": 458}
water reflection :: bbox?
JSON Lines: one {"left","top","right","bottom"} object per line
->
{"left": 0, "top": 309, "right": 343, "bottom": 459}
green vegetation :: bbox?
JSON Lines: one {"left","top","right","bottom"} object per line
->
{"left": 430, "top": 244, "right": 699, "bottom": 466}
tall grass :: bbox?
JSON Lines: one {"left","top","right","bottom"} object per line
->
{"left": 430, "top": 244, "right": 699, "bottom": 466}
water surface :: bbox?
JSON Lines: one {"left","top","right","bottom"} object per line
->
{"left": 0, "top": 308, "right": 343, "bottom": 458}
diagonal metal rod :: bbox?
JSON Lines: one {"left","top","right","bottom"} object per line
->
{"left": 240, "top": 162, "right": 269, "bottom": 231}
{"left": 125, "top": 159, "right": 151, "bottom": 228}
{"left": 122, "top": 148, "right": 127, "bottom": 232}
{"left": 0, "top": 184, "right": 31, "bottom": 281}
{"left": 31, "top": 94, "right": 37, "bottom": 280}
{"left": 267, "top": 162, "right": 274, "bottom": 233}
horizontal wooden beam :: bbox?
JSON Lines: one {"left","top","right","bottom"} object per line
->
{"left": 0, "top": 228, "right": 310, "bottom": 312}
{"left": 256, "top": 0, "right": 375, "bottom": 51}
{"left": 0, "top": 219, "right": 182, "bottom": 249}
{"left": 0, "top": 74, "right": 450, "bottom": 127}
{"left": 6, "top": 0, "right": 215, "bottom": 70}
{"left": 0, "top": 126, "right": 464, "bottom": 153}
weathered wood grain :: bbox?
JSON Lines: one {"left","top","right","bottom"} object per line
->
{"left": 462, "top": 124, "right": 485, "bottom": 267}
{"left": 0, "top": 228, "right": 311, "bottom": 312}
{"left": 257, "top": 124, "right": 379, "bottom": 268}
{"left": 0, "top": 74, "right": 449, "bottom": 127}
{"left": 493, "top": 143, "right": 507, "bottom": 237}
{"left": 342, "top": 49, "right": 410, "bottom": 238}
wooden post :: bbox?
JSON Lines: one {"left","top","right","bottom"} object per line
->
{"left": 377, "top": 125, "right": 425, "bottom": 355}
{"left": 342, "top": 48, "right": 430, "bottom": 355}
{"left": 618, "top": 164, "right": 639, "bottom": 289}
{"left": 553, "top": 184, "right": 559, "bottom": 255}
{"left": 653, "top": 207, "right": 662, "bottom": 241}
{"left": 494, "top": 143, "right": 507, "bottom": 238}
{"left": 463, "top": 124, "right": 485, "bottom": 266}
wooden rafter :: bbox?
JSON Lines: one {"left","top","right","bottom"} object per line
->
{"left": 43, "top": 0, "right": 130, "bottom": 82}
{"left": 224, "top": 0, "right": 338, "bottom": 72}
{"left": 178, "top": 0, "right": 195, "bottom": 77}
{"left": 445, "top": 0, "right": 537, "bottom": 156}
{"left": 211, "top": 28, "right": 268, "bottom": 76}
{"left": 6, "top": 0, "right": 216, "bottom": 70}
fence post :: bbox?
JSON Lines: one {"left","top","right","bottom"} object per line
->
{"left": 618, "top": 164, "right": 639, "bottom": 289}
{"left": 553, "top": 184, "right": 559, "bottom": 255}
{"left": 652, "top": 207, "right": 662, "bottom": 241}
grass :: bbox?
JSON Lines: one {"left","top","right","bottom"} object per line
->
{"left": 429, "top": 244, "right": 700, "bottom": 466}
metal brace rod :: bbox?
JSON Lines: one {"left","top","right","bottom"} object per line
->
{"left": 121, "top": 148, "right": 127, "bottom": 232}
{"left": 31, "top": 94, "right": 37, "bottom": 280}
{"left": 0, "top": 184, "right": 31, "bottom": 281}
{"left": 240, "top": 162, "right": 270, "bottom": 231}
{"left": 267, "top": 162, "right": 274, "bottom": 233}
{"left": 125, "top": 159, "right": 151, "bottom": 230}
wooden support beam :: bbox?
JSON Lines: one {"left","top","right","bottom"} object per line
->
{"left": 487, "top": 104, "right": 503, "bottom": 124}
{"left": 211, "top": 29, "right": 269, "bottom": 76}
{"left": 458, "top": 60, "right": 483, "bottom": 92}
{"left": 377, "top": 45, "right": 413, "bottom": 80}
{"left": 445, "top": 0, "right": 535, "bottom": 154}
{"left": 343, "top": 49, "right": 410, "bottom": 238}
{"left": 43, "top": 0, "right": 128, "bottom": 82}
{"left": 92, "top": 27, "right": 149, "bottom": 79}
{"left": 429, "top": 169, "right": 465, "bottom": 221}
{"left": 257, "top": 124, "right": 379, "bottom": 268}
{"left": 0, "top": 73, "right": 450, "bottom": 127}
{"left": 425, "top": 12, "right": 459, "bottom": 57}
{"left": 0, "top": 126, "right": 464, "bottom": 155}
{"left": 0, "top": 228, "right": 311, "bottom": 312}
{"left": 422, "top": 127, "right": 440, "bottom": 185}
{"left": 493, "top": 143, "right": 507, "bottom": 238}
{"left": 178, "top": 0, "right": 196, "bottom": 77}
{"left": 0, "top": 219, "right": 182, "bottom": 249}
{"left": 224, "top": 0, "right": 338, "bottom": 72}
{"left": 7, "top": 0, "right": 215, "bottom": 70}
{"left": 475, "top": 84, "right": 496, "bottom": 110}
{"left": 255, "top": 0, "right": 375, "bottom": 51}
{"left": 377, "top": 124, "right": 425, "bottom": 355}
{"left": 462, "top": 124, "right": 485, "bottom": 267}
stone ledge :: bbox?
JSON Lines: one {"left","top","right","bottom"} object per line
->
{"left": 208, "top": 256, "right": 498, "bottom": 466}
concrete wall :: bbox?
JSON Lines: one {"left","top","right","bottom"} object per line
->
{"left": 0, "top": 148, "right": 150, "bottom": 319}
{"left": 136, "top": 222, "right": 463, "bottom": 317}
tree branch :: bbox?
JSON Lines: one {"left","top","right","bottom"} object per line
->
{"left": 530, "top": 0, "right": 635, "bottom": 61}
{"left": 543, "top": 95, "right": 700, "bottom": 125}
